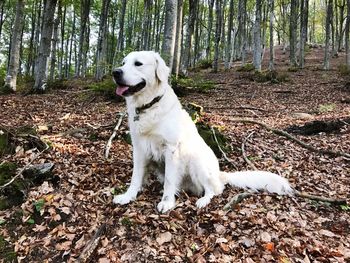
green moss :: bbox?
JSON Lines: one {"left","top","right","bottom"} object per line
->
{"left": 87, "top": 78, "right": 122, "bottom": 100}
{"left": 237, "top": 63, "right": 255, "bottom": 72}
{"left": 337, "top": 64, "right": 350, "bottom": 76}
{"left": 0, "top": 85, "right": 15, "bottom": 95}
{"left": 250, "top": 70, "right": 289, "bottom": 83}
{"left": 195, "top": 59, "right": 213, "bottom": 70}
{"left": 120, "top": 217, "right": 133, "bottom": 227}
{"left": 287, "top": 67, "right": 299, "bottom": 72}
{"left": 171, "top": 76, "right": 215, "bottom": 92}
{"left": 0, "top": 235, "right": 16, "bottom": 262}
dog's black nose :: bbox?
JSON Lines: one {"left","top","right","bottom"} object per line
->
{"left": 112, "top": 69, "right": 123, "bottom": 80}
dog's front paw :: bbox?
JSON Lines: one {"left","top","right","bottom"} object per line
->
{"left": 113, "top": 193, "right": 135, "bottom": 205}
{"left": 157, "top": 200, "right": 176, "bottom": 213}
{"left": 196, "top": 196, "right": 211, "bottom": 208}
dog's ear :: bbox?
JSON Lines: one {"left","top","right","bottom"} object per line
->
{"left": 154, "top": 52, "right": 170, "bottom": 83}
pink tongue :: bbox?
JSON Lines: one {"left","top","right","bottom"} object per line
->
{"left": 116, "top": 86, "right": 129, "bottom": 96}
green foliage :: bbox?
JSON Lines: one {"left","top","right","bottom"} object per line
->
{"left": 87, "top": 78, "right": 121, "bottom": 100}
{"left": 171, "top": 76, "right": 215, "bottom": 92}
{"left": 242, "top": 70, "right": 290, "bottom": 83}
{"left": 237, "top": 63, "right": 255, "bottom": 72}
{"left": 287, "top": 67, "right": 299, "bottom": 72}
{"left": 34, "top": 198, "right": 45, "bottom": 212}
{"left": 120, "top": 217, "right": 133, "bottom": 227}
{"left": 337, "top": 64, "right": 350, "bottom": 76}
{"left": 340, "top": 204, "right": 350, "bottom": 211}
{"left": 193, "top": 59, "right": 213, "bottom": 70}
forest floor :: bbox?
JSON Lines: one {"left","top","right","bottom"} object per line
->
{"left": 1, "top": 47, "right": 350, "bottom": 263}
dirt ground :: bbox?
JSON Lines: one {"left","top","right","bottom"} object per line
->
{"left": 1, "top": 47, "right": 350, "bottom": 262}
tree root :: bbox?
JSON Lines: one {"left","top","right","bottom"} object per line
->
{"left": 223, "top": 192, "right": 252, "bottom": 210}
{"left": 295, "top": 191, "right": 347, "bottom": 205}
{"left": 241, "top": 131, "right": 258, "bottom": 170}
{"left": 77, "top": 223, "right": 107, "bottom": 263}
{"left": 105, "top": 112, "right": 126, "bottom": 159}
{"left": 229, "top": 118, "right": 350, "bottom": 159}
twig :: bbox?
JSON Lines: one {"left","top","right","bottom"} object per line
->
{"left": 0, "top": 143, "right": 49, "bottom": 190}
{"left": 295, "top": 191, "right": 347, "bottom": 205}
{"left": 241, "top": 131, "right": 258, "bottom": 170}
{"left": 210, "top": 126, "right": 237, "bottom": 170}
{"left": 223, "top": 192, "right": 253, "bottom": 210}
{"left": 77, "top": 223, "right": 107, "bottom": 263}
{"left": 105, "top": 112, "right": 126, "bottom": 159}
{"left": 229, "top": 118, "right": 350, "bottom": 159}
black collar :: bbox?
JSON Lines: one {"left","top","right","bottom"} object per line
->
{"left": 134, "top": 95, "right": 163, "bottom": 120}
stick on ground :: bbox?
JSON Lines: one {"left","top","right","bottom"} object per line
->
{"left": 105, "top": 112, "right": 126, "bottom": 159}
{"left": 229, "top": 118, "right": 350, "bottom": 159}
{"left": 241, "top": 131, "right": 258, "bottom": 170}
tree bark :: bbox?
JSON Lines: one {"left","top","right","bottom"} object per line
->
{"left": 95, "top": 0, "right": 112, "bottom": 81}
{"left": 269, "top": 0, "right": 275, "bottom": 70}
{"left": 162, "top": 0, "right": 178, "bottom": 71}
{"left": 253, "top": 0, "right": 262, "bottom": 71}
{"left": 346, "top": 0, "right": 350, "bottom": 66}
{"left": 4, "top": 0, "right": 25, "bottom": 91}
{"left": 49, "top": 1, "right": 61, "bottom": 81}
{"left": 324, "top": 0, "right": 333, "bottom": 70}
{"left": 299, "top": 0, "right": 308, "bottom": 68}
{"left": 117, "top": 0, "right": 127, "bottom": 52}
{"left": 206, "top": 0, "right": 215, "bottom": 60}
{"left": 172, "top": 0, "right": 183, "bottom": 76}
{"left": 225, "top": 0, "right": 234, "bottom": 69}
{"left": 289, "top": 0, "right": 298, "bottom": 67}
{"left": 213, "top": 0, "right": 222, "bottom": 72}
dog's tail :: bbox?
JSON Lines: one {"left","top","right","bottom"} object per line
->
{"left": 219, "top": 171, "right": 293, "bottom": 195}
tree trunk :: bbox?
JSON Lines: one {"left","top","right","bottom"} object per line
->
{"left": 206, "top": 0, "right": 215, "bottom": 60}
{"left": 213, "top": 0, "right": 222, "bottom": 72}
{"left": 58, "top": 3, "right": 66, "bottom": 79}
{"left": 289, "top": 0, "right": 298, "bottom": 67}
{"left": 299, "top": 0, "right": 308, "bottom": 68}
{"left": 183, "top": 0, "right": 198, "bottom": 72}
{"left": 253, "top": 0, "right": 262, "bottom": 71}
{"left": 49, "top": 1, "right": 61, "bottom": 81}
{"left": 269, "top": 0, "right": 275, "bottom": 70}
{"left": 68, "top": 7, "right": 76, "bottom": 78}
{"left": 162, "top": 0, "right": 177, "bottom": 70}
{"left": 324, "top": 0, "right": 333, "bottom": 70}
{"left": 95, "top": 0, "right": 111, "bottom": 81}
{"left": 117, "top": 0, "right": 127, "bottom": 52}
{"left": 225, "top": 0, "right": 234, "bottom": 69}
{"left": 337, "top": 0, "right": 345, "bottom": 51}
{"left": 34, "top": 0, "right": 58, "bottom": 91}
{"left": 172, "top": 0, "right": 183, "bottom": 76}
{"left": 4, "top": 0, "right": 24, "bottom": 91}
{"left": 345, "top": 0, "right": 350, "bottom": 65}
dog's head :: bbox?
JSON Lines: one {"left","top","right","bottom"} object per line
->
{"left": 113, "top": 51, "right": 170, "bottom": 97}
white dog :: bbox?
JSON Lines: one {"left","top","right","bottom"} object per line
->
{"left": 112, "top": 51, "right": 293, "bottom": 213}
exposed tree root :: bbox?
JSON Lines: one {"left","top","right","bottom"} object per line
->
{"left": 105, "top": 112, "right": 126, "bottom": 159}
{"left": 241, "top": 131, "right": 258, "bottom": 170}
{"left": 77, "top": 223, "right": 107, "bottom": 263}
{"left": 295, "top": 191, "right": 347, "bottom": 205}
{"left": 223, "top": 192, "right": 252, "bottom": 210}
{"left": 229, "top": 118, "right": 350, "bottom": 159}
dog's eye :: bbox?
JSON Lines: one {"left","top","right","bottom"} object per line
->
{"left": 135, "top": 61, "right": 143, "bottom": 66}
{"left": 121, "top": 61, "right": 125, "bottom": 66}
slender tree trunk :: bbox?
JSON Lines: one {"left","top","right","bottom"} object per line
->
{"left": 269, "top": 0, "right": 275, "bottom": 70}
{"left": 345, "top": 0, "right": 350, "bottom": 65}
{"left": 58, "top": 3, "right": 66, "bottom": 79}
{"left": 95, "top": 0, "right": 111, "bottom": 81}
{"left": 213, "top": 0, "right": 222, "bottom": 72}
{"left": 4, "top": 0, "right": 24, "bottom": 91}
{"left": 324, "top": 0, "right": 333, "bottom": 70}
{"left": 253, "top": 0, "right": 262, "bottom": 71}
{"left": 299, "top": 0, "right": 308, "bottom": 68}
{"left": 68, "top": 7, "right": 76, "bottom": 78}
{"left": 162, "top": 0, "right": 177, "bottom": 70}
{"left": 206, "top": 0, "right": 215, "bottom": 60}
{"left": 34, "top": 0, "right": 58, "bottom": 91}
{"left": 183, "top": 0, "right": 198, "bottom": 71}
{"left": 49, "top": 1, "right": 61, "bottom": 81}
{"left": 26, "top": 0, "right": 37, "bottom": 76}
{"left": 117, "top": 0, "right": 127, "bottom": 52}
{"left": 0, "top": 1, "right": 4, "bottom": 40}
{"left": 225, "top": 0, "right": 234, "bottom": 69}
{"left": 290, "top": 0, "right": 298, "bottom": 66}
{"left": 173, "top": 0, "right": 183, "bottom": 76}
{"left": 338, "top": 0, "right": 345, "bottom": 51}
{"left": 32, "top": 0, "right": 42, "bottom": 77}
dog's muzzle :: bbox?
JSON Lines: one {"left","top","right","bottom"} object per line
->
{"left": 112, "top": 69, "right": 146, "bottom": 97}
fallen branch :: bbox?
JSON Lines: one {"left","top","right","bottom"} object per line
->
{"left": 295, "top": 191, "right": 347, "bottom": 205}
{"left": 211, "top": 126, "right": 237, "bottom": 170}
{"left": 77, "top": 223, "right": 107, "bottom": 263}
{"left": 0, "top": 143, "right": 49, "bottom": 190}
{"left": 229, "top": 118, "right": 350, "bottom": 159}
{"left": 241, "top": 131, "right": 258, "bottom": 170}
{"left": 223, "top": 192, "right": 252, "bottom": 210}
{"left": 105, "top": 112, "right": 126, "bottom": 159}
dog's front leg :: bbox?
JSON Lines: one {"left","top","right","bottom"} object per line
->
{"left": 113, "top": 146, "right": 146, "bottom": 205}
{"left": 157, "top": 148, "right": 181, "bottom": 213}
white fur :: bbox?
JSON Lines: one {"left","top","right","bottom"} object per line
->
{"left": 113, "top": 51, "right": 293, "bottom": 213}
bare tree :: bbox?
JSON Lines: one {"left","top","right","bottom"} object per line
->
{"left": 172, "top": 0, "right": 183, "bottom": 76}
{"left": 346, "top": 0, "right": 350, "bottom": 66}
{"left": 269, "top": 0, "right": 275, "bottom": 70}
{"left": 4, "top": 0, "right": 24, "bottom": 91}
{"left": 289, "top": 0, "right": 298, "bottom": 67}
{"left": 34, "top": 0, "right": 58, "bottom": 91}
{"left": 253, "top": 0, "right": 262, "bottom": 71}
{"left": 213, "top": 0, "right": 222, "bottom": 72}
{"left": 162, "top": 0, "right": 178, "bottom": 71}
{"left": 225, "top": 0, "right": 234, "bottom": 69}
{"left": 49, "top": 1, "right": 61, "bottom": 81}
{"left": 324, "top": 0, "right": 333, "bottom": 70}
{"left": 183, "top": 0, "right": 198, "bottom": 71}
{"left": 299, "top": 0, "right": 308, "bottom": 68}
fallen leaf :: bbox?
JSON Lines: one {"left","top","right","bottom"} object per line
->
{"left": 156, "top": 231, "right": 172, "bottom": 245}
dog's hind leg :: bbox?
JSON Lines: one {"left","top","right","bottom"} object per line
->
{"left": 157, "top": 148, "right": 182, "bottom": 213}
{"left": 113, "top": 147, "right": 147, "bottom": 205}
